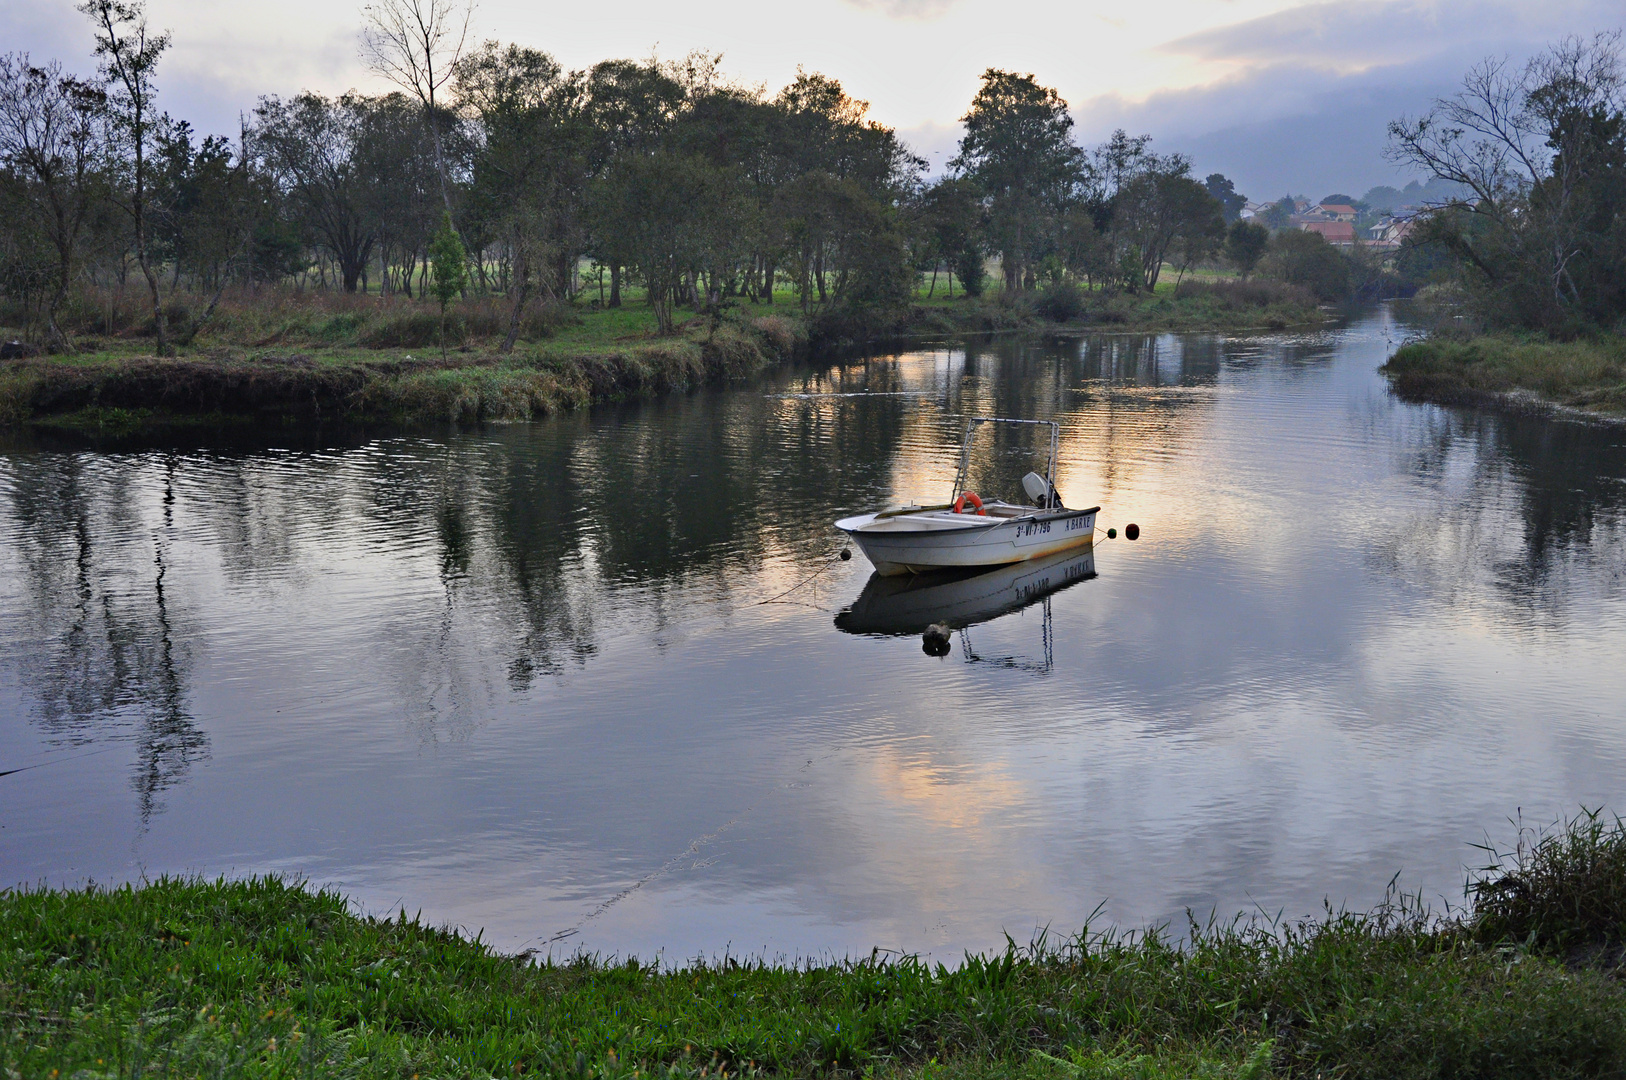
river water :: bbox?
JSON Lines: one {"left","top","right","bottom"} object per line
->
{"left": 3, "top": 306, "right": 1625, "bottom": 960}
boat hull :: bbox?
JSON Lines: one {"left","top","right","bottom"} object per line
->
{"left": 836, "top": 506, "right": 1098, "bottom": 576}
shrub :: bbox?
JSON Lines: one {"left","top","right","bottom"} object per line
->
{"left": 953, "top": 247, "right": 987, "bottom": 297}
{"left": 751, "top": 313, "right": 803, "bottom": 358}
{"left": 361, "top": 310, "right": 459, "bottom": 349}
{"left": 1171, "top": 279, "right": 1317, "bottom": 311}
{"left": 316, "top": 311, "right": 365, "bottom": 342}
{"left": 520, "top": 300, "right": 576, "bottom": 340}
{"left": 1033, "top": 282, "right": 1086, "bottom": 322}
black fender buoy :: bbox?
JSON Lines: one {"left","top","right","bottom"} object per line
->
{"left": 839, "top": 547, "right": 852, "bottom": 561}
{"left": 1125, "top": 523, "right": 1139, "bottom": 541}
{"left": 922, "top": 623, "right": 952, "bottom": 656}
{"left": 1106, "top": 527, "right": 1116, "bottom": 539}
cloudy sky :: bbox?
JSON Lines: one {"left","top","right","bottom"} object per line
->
{"left": 5, "top": 0, "right": 1621, "bottom": 200}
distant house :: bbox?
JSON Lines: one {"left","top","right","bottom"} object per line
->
{"left": 1317, "top": 203, "right": 1357, "bottom": 222}
{"left": 1301, "top": 220, "right": 1356, "bottom": 246}
{"left": 1361, "top": 214, "right": 1425, "bottom": 252}
{"left": 1371, "top": 216, "right": 1417, "bottom": 244}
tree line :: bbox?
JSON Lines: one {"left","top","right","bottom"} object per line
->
{"left": 1, "top": 0, "right": 1269, "bottom": 355}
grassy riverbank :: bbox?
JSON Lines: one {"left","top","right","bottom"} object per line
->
{"left": 6, "top": 813, "right": 1626, "bottom": 1079}
{"left": 0, "top": 280, "right": 1328, "bottom": 436}
{"left": 0, "top": 306, "right": 808, "bottom": 437}
{"left": 1382, "top": 333, "right": 1626, "bottom": 417}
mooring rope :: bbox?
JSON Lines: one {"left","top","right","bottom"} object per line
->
{"left": 756, "top": 553, "right": 844, "bottom": 605}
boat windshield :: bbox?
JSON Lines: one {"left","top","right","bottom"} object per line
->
{"left": 950, "top": 418, "right": 1062, "bottom": 510}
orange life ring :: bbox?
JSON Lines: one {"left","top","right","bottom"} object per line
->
{"left": 953, "top": 491, "right": 986, "bottom": 515}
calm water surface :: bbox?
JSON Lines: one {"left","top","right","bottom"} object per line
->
{"left": 4, "top": 306, "right": 1626, "bottom": 959}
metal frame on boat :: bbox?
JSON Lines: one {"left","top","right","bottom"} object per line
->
{"left": 835, "top": 418, "right": 1099, "bottom": 576}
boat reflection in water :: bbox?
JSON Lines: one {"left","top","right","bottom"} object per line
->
{"left": 835, "top": 544, "right": 1096, "bottom": 672}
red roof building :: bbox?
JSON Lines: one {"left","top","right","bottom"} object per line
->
{"left": 1302, "top": 220, "right": 1356, "bottom": 246}
{"left": 1317, "top": 203, "right": 1358, "bottom": 221}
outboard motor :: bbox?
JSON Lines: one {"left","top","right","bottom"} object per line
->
{"left": 1022, "top": 471, "right": 1060, "bottom": 509}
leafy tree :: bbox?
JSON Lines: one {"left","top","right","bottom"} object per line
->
{"left": 1116, "top": 170, "right": 1223, "bottom": 289}
{"left": 582, "top": 58, "right": 684, "bottom": 306}
{"left": 253, "top": 92, "right": 379, "bottom": 292}
{"left": 1224, "top": 219, "right": 1269, "bottom": 278}
{"left": 0, "top": 54, "right": 104, "bottom": 349}
{"left": 428, "top": 209, "right": 466, "bottom": 356}
{"left": 952, "top": 245, "right": 987, "bottom": 297}
{"left": 595, "top": 151, "right": 729, "bottom": 333}
{"left": 353, "top": 91, "right": 436, "bottom": 297}
{"left": 917, "top": 176, "right": 982, "bottom": 297}
{"left": 1204, "top": 173, "right": 1247, "bottom": 222}
{"left": 952, "top": 69, "right": 1083, "bottom": 292}
{"left": 766, "top": 71, "right": 918, "bottom": 307}
{"left": 1055, "top": 202, "right": 1109, "bottom": 287}
{"left": 1088, "top": 134, "right": 1219, "bottom": 291}
{"left": 1257, "top": 196, "right": 1297, "bottom": 230}
{"left": 777, "top": 170, "right": 900, "bottom": 312}
{"left": 458, "top": 43, "right": 585, "bottom": 346}
{"left": 152, "top": 119, "right": 259, "bottom": 340}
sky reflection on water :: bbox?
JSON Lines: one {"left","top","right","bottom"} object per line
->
{"left": 3, "top": 306, "right": 1625, "bottom": 960}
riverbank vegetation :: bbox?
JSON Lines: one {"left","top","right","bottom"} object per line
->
{"left": 0, "top": 0, "right": 1371, "bottom": 432}
{"left": 1381, "top": 33, "right": 1626, "bottom": 414}
{"left": 0, "top": 294, "right": 807, "bottom": 433}
{"left": 6, "top": 810, "right": 1626, "bottom": 1078}
{"left": 1384, "top": 331, "right": 1626, "bottom": 414}
{"left": 0, "top": 272, "right": 1336, "bottom": 433}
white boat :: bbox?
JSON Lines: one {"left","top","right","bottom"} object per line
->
{"left": 835, "top": 418, "right": 1099, "bottom": 576}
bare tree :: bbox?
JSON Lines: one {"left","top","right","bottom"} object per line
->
{"left": 0, "top": 54, "right": 105, "bottom": 350}
{"left": 79, "top": 0, "right": 171, "bottom": 355}
{"left": 360, "top": 0, "right": 474, "bottom": 214}
{"left": 1387, "top": 32, "right": 1624, "bottom": 310}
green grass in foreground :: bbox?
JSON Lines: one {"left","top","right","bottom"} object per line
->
{"left": 1383, "top": 332, "right": 1626, "bottom": 414}
{"left": 7, "top": 811, "right": 1626, "bottom": 1079}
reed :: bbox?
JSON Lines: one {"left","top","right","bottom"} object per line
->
{"left": 1468, "top": 807, "right": 1626, "bottom": 953}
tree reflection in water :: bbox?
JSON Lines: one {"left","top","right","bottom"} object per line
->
{"left": 7, "top": 453, "right": 207, "bottom": 824}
